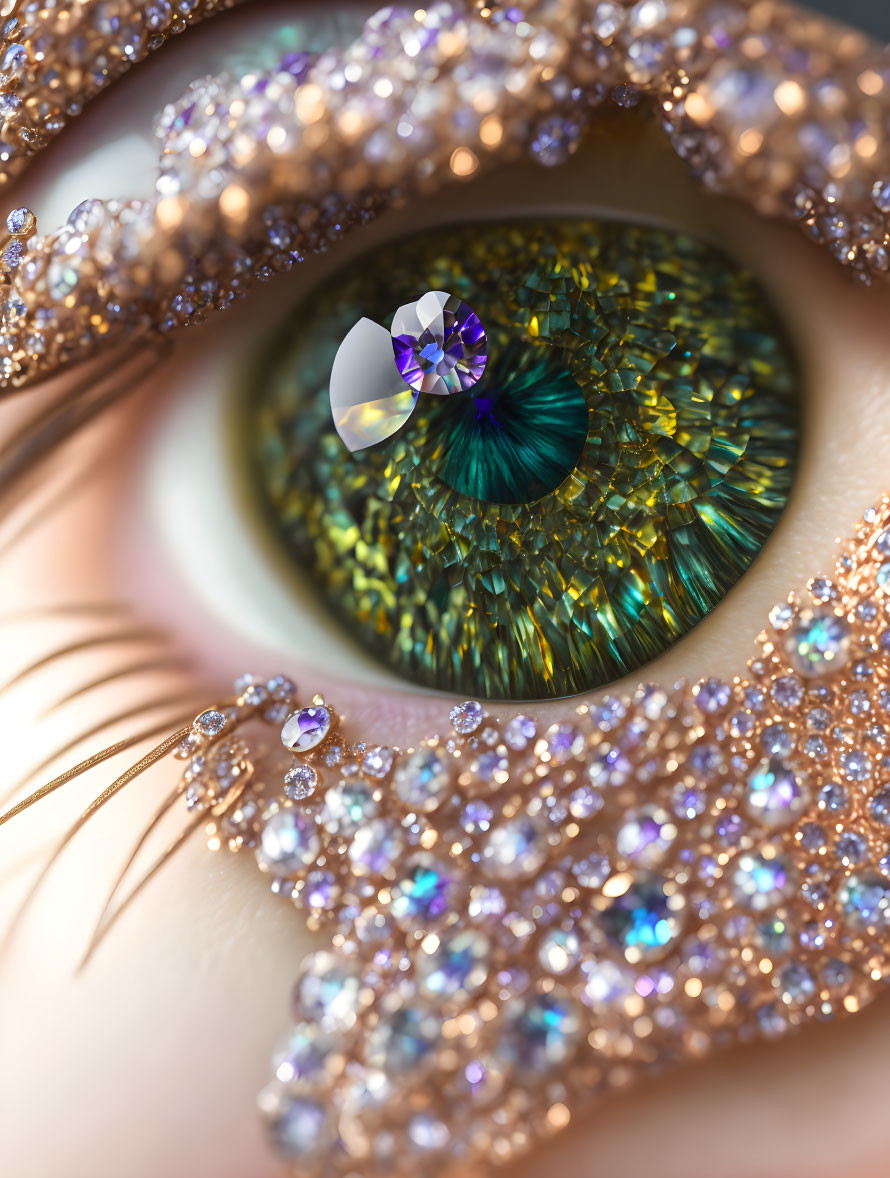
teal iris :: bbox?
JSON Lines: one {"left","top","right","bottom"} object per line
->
{"left": 246, "top": 217, "right": 799, "bottom": 700}
{"left": 429, "top": 342, "right": 589, "bottom": 504}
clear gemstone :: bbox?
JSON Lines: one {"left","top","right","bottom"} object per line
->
{"left": 281, "top": 706, "right": 331, "bottom": 753}
{"left": 785, "top": 608, "right": 852, "bottom": 677}
{"left": 366, "top": 1006, "right": 442, "bottom": 1073}
{"left": 347, "top": 818, "right": 403, "bottom": 876}
{"left": 391, "top": 290, "right": 486, "bottom": 395}
{"left": 838, "top": 871, "right": 890, "bottom": 929}
{"left": 294, "top": 952, "right": 364, "bottom": 1029}
{"left": 481, "top": 814, "right": 551, "bottom": 878}
{"left": 616, "top": 805, "right": 677, "bottom": 866}
{"left": 5, "top": 206, "right": 32, "bottom": 235}
{"left": 330, "top": 317, "right": 418, "bottom": 451}
{"left": 450, "top": 700, "right": 484, "bottom": 735}
{"left": 266, "top": 1094, "right": 330, "bottom": 1160}
{"left": 496, "top": 989, "right": 582, "bottom": 1075}
{"left": 731, "top": 851, "right": 794, "bottom": 910}
{"left": 417, "top": 929, "right": 490, "bottom": 997}
{"left": 389, "top": 856, "right": 456, "bottom": 925}
{"left": 537, "top": 928, "right": 582, "bottom": 974}
{"left": 394, "top": 748, "right": 451, "bottom": 811}
{"left": 283, "top": 764, "right": 318, "bottom": 801}
{"left": 362, "top": 746, "right": 393, "bottom": 778}
{"left": 272, "top": 1022, "right": 337, "bottom": 1083}
{"left": 256, "top": 807, "right": 320, "bottom": 874}
{"left": 321, "top": 779, "right": 379, "bottom": 834}
{"left": 601, "top": 871, "right": 686, "bottom": 963}
{"left": 744, "top": 759, "right": 808, "bottom": 828}
{"left": 194, "top": 708, "right": 227, "bottom": 736}
{"left": 504, "top": 714, "right": 536, "bottom": 750}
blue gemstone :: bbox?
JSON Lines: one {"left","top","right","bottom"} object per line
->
{"left": 602, "top": 872, "right": 686, "bottom": 962}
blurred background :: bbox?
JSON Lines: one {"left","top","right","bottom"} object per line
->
{"left": 807, "top": 0, "right": 890, "bottom": 38}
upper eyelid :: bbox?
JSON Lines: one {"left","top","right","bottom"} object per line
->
{"left": 0, "top": 3, "right": 887, "bottom": 395}
{"left": 0, "top": 0, "right": 238, "bottom": 187}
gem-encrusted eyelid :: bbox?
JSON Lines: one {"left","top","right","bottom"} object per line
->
{"left": 164, "top": 497, "right": 890, "bottom": 1177}
{"left": 2, "top": 0, "right": 890, "bottom": 391}
{"left": 330, "top": 290, "right": 487, "bottom": 450}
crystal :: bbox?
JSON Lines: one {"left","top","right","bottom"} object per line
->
{"left": 777, "top": 962, "right": 815, "bottom": 1004}
{"left": 321, "top": 778, "right": 379, "bottom": 833}
{"left": 616, "top": 805, "right": 677, "bottom": 866}
{"left": 450, "top": 700, "right": 484, "bottom": 735}
{"left": 267, "top": 1095, "right": 329, "bottom": 1160}
{"left": 835, "top": 830, "right": 867, "bottom": 865}
{"left": 366, "top": 1006, "right": 442, "bottom": 1073}
{"left": 361, "top": 746, "right": 393, "bottom": 778}
{"left": 281, "top": 706, "right": 331, "bottom": 753}
{"left": 272, "top": 1022, "right": 337, "bottom": 1083}
{"left": 283, "top": 764, "right": 318, "bottom": 801}
{"left": 871, "top": 789, "right": 890, "bottom": 825}
{"left": 744, "top": 759, "right": 808, "bottom": 828}
{"left": 329, "top": 317, "right": 418, "bottom": 451}
{"left": 837, "top": 871, "right": 890, "bottom": 929}
{"left": 504, "top": 714, "right": 536, "bottom": 750}
{"left": 544, "top": 723, "right": 585, "bottom": 765}
{"left": 784, "top": 608, "right": 852, "bottom": 677}
{"left": 481, "top": 815, "right": 551, "bottom": 878}
{"left": 601, "top": 872, "right": 686, "bottom": 963}
{"left": 496, "top": 989, "right": 582, "bottom": 1075}
{"left": 694, "top": 677, "right": 731, "bottom": 713}
{"left": 256, "top": 808, "right": 320, "bottom": 874}
{"left": 731, "top": 852, "right": 794, "bottom": 910}
{"left": 417, "top": 929, "right": 490, "bottom": 997}
{"left": 391, "top": 290, "right": 486, "bottom": 395}
{"left": 538, "top": 928, "right": 582, "bottom": 974}
{"left": 294, "top": 952, "right": 364, "bottom": 1029}
{"left": 347, "top": 818, "right": 403, "bottom": 876}
{"left": 408, "top": 1115, "right": 450, "bottom": 1152}
{"left": 389, "top": 856, "right": 456, "bottom": 925}
{"left": 5, "top": 206, "right": 32, "bottom": 235}
{"left": 394, "top": 748, "right": 451, "bottom": 811}
{"left": 194, "top": 708, "right": 227, "bottom": 736}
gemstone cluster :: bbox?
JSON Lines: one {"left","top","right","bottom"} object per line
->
{"left": 169, "top": 496, "right": 890, "bottom": 1178}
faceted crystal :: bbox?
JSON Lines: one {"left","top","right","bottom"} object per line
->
{"left": 601, "top": 872, "right": 686, "bottom": 963}
{"left": 481, "top": 814, "right": 552, "bottom": 878}
{"left": 294, "top": 952, "right": 364, "bottom": 1030}
{"left": 616, "top": 805, "right": 677, "bottom": 866}
{"left": 837, "top": 871, "right": 890, "bottom": 929}
{"left": 394, "top": 748, "right": 452, "bottom": 811}
{"left": 390, "top": 290, "right": 486, "bottom": 395}
{"left": 417, "top": 929, "right": 490, "bottom": 998}
{"left": 731, "top": 851, "right": 795, "bottom": 910}
{"left": 784, "top": 608, "right": 852, "bottom": 678}
{"left": 256, "top": 807, "right": 320, "bottom": 875}
{"left": 496, "top": 989, "right": 582, "bottom": 1076}
{"left": 329, "top": 317, "right": 418, "bottom": 451}
{"left": 389, "top": 856, "right": 456, "bottom": 925}
{"left": 744, "top": 759, "right": 808, "bottom": 828}
{"left": 365, "top": 1005, "right": 442, "bottom": 1073}
{"left": 281, "top": 706, "right": 331, "bottom": 753}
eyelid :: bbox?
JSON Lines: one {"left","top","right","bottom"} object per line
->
{"left": 0, "top": 3, "right": 888, "bottom": 395}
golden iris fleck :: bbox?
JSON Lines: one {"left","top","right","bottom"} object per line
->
{"left": 245, "top": 218, "right": 799, "bottom": 700}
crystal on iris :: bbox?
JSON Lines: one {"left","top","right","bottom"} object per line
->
{"left": 391, "top": 290, "right": 486, "bottom": 396}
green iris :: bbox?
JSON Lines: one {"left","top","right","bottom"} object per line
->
{"left": 244, "top": 218, "right": 799, "bottom": 700}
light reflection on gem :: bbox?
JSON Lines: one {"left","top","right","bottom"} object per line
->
{"left": 391, "top": 290, "right": 486, "bottom": 395}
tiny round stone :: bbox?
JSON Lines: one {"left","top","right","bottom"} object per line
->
{"left": 481, "top": 814, "right": 552, "bottom": 879}
{"left": 5, "top": 206, "right": 33, "bottom": 235}
{"left": 281, "top": 706, "right": 332, "bottom": 753}
{"left": 784, "top": 608, "right": 851, "bottom": 678}
{"left": 838, "top": 871, "right": 890, "bottom": 929}
{"left": 366, "top": 1005, "right": 442, "bottom": 1073}
{"left": 283, "top": 764, "right": 318, "bottom": 801}
{"left": 394, "top": 747, "right": 452, "bottom": 811}
{"left": 256, "top": 807, "right": 321, "bottom": 875}
{"left": 504, "top": 714, "right": 536, "bottom": 750}
{"left": 194, "top": 708, "right": 227, "bottom": 737}
{"left": 417, "top": 929, "right": 491, "bottom": 998}
{"left": 321, "top": 778, "right": 379, "bottom": 834}
{"left": 731, "top": 851, "right": 795, "bottom": 910}
{"left": 744, "top": 758, "right": 808, "bottom": 829}
{"left": 616, "top": 805, "right": 677, "bottom": 866}
{"left": 496, "top": 988, "right": 583, "bottom": 1075}
{"left": 601, "top": 871, "right": 686, "bottom": 963}
{"left": 450, "top": 700, "right": 484, "bottom": 735}
{"left": 870, "top": 789, "right": 890, "bottom": 825}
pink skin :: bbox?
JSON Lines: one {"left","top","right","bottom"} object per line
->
{"left": 2, "top": 15, "right": 890, "bottom": 1178}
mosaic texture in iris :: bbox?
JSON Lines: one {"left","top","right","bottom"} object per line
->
{"left": 246, "top": 218, "right": 799, "bottom": 700}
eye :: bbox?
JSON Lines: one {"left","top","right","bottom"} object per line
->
{"left": 239, "top": 214, "right": 799, "bottom": 700}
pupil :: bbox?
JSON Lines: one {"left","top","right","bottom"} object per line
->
{"left": 427, "top": 342, "right": 589, "bottom": 504}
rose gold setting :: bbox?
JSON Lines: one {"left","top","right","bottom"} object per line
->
{"left": 0, "top": 0, "right": 889, "bottom": 389}
{"left": 160, "top": 497, "right": 890, "bottom": 1175}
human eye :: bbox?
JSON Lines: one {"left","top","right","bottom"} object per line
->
{"left": 3, "top": 4, "right": 890, "bottom": 1178}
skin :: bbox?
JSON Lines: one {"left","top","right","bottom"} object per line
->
{"left": 1, "top": 6, "right": 890, "bottom": 1176}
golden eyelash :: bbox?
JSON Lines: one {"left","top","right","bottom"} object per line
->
{"left": 0, "top": 0, "right": 888, "bottom": 392}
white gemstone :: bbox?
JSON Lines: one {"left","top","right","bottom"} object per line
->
{"left": 329, "top": 317, "right": 418, "bottom": 451}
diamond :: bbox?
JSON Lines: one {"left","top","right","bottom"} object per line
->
{"left": 450, "top": 699, "right": 484, "bottom": 735}
{"left": 731, "top": 851, "right": 795, "bottom": 910}
{"left": 256, "top": 807, "right": 321, "bottom": 875}
{"left": 616, "top": 805, "right": 677, "bottom": 866}
{"left": 394, "top": 747, "right": 451, "bottom": 811}
{"left": 417, "top": 929, "right": 490, "bottom": 998}
{"left": 601, "top": 871, "right": 686, "bottom": 963}
{"left": 496, "top": 989, "right": 583, "bottom": 1075}
{"left": 391, "top": 290, "right": 486, "bottom": 395}
{"left": 283, "top": 764, "right": 318, "bottom": 801}
{"left": 784, "top": 608, "right": 852, "bottom": 677}
{"left": 837, "top": 871, "right": 890, "bottom": 930}
{"left": 366, "top": 1005, "right": 442, "bottom": 1073}
{"left": 329, "top": 317, "right": 418, "bottom": 451}
{"left": 281, "top": 706, "right": 331, "bottom": 753}
{"left": 5, "top": 206, "right": 33, "bottom": 236}
{"left": 481, "top": 814, "right": 552, "bottom": 878}
{"left": 744, "top": 759, "right": 808, "bottom": 828}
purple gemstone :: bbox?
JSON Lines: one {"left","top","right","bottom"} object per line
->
{"left": 281, "top": 706, "right": 332, "bottom": 753}
{"left": 391, "top": 290, "right": 487, "bottom": 395}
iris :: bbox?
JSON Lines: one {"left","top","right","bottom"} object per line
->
{"left": 246, "top": 217, "right": 799, "bottom": 700}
